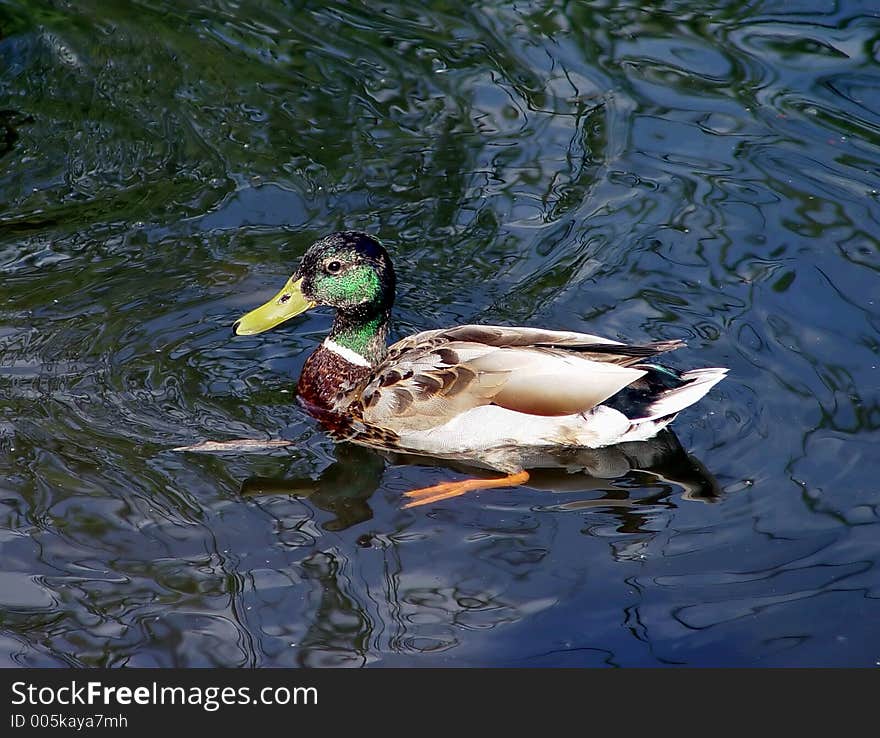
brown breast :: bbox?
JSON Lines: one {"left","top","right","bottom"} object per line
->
{"left": 297, "top": 345, "right": 373, "bottom": 413}
{"left": 296, "top": 346, "right": 404, "bottom": 450}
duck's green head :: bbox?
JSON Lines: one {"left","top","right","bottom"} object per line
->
{"left": 232, "top": 231, "right": 395, "bottom": 337}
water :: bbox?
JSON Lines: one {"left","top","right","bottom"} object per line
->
{"left": 0, "top": 0, "right": 878, "bottom": 667}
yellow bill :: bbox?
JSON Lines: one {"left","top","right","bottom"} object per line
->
{"left": 233, "top": 276, "right": 316, "bottom": 335}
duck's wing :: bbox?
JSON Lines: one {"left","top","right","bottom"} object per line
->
{"left": 386, "top": 324, "right": 683, "bottom": 366}
{"left": 361, "top": 326, "right": 685, "bottom": 432}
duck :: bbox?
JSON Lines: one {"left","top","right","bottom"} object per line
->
{"left": 232, "top": 231, "right": 727, "bottom": 507}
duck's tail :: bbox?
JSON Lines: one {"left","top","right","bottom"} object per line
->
{"left": 607, "top": 365, "right": 728, "bottom": 443}
{"left": 635, "top": 366, "right": 728, "bottom": 422}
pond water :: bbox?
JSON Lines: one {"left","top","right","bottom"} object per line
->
{"left": 1, "top": 0, "right": 878, "bottom": 667}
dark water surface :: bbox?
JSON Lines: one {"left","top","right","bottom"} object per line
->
{"left": 1, "top": 0, "right": 878, "bottom": 667}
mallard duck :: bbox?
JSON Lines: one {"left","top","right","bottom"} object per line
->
{"left": 232, "top": 231, "right": 727, "bottom": 507}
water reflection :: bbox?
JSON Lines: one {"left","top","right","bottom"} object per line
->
{"left": 0, "top": 109, "right": 31, "bottom": 160}
{"left": 228, "top": 430, "right": 727, "bottom": 665}
{"left": 241, "top": 443, "right": 384, "bottom": 532}
{"left": 239, "top": 430, "right": 721, "bottom": 529}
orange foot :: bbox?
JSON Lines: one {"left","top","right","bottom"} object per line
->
{"left": 402, "top": 470, "right": 530, "bottom": 508}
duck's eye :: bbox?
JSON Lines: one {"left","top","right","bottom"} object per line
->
{"left": 325, "top": 260, "right": 342, "bottom": 275}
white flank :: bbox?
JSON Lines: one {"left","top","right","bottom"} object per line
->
{"left": 398, "top": 404, "right": 633, "bottom": 454}
{"left": 615, "top": 416, "right": 679, "bottom": 443}
{"left": 323, "top": 338, "right": 372, "bottom": 368}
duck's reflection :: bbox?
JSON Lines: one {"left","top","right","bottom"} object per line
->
{"left": 241, "top": 443, "right": 385, "bottom": 532}
{"left": 239, "top": 430, "right": 721, "bottom": 531}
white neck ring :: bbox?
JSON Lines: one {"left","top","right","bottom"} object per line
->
{"left": 322, "top": 338, "right": 372, "bottom": 368}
